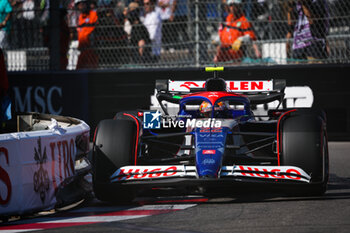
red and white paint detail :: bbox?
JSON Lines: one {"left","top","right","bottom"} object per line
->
{"left": 110, "top": 165, "right": 311, "bottom": 183}
{"left": 222, "top": 165, "right": 311, "bottom": 183}
{"left": 168, "top": 80, "right": 273, "bottom": 92}
{"left": 0, "top": 204, "right": 196, "bottom": 233}
{"left": 110, "top": 165, "right": 190, "bottom": 182}
{"left": 202, "top": 150, "right": 216, "bottom": 155}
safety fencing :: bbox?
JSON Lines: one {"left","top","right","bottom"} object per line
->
{"left": 1, "top": 0, "right": 349, "bottom": 71}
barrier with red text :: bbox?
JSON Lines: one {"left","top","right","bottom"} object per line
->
{"left": 0, "top": 117, "right": 90, "bottom": 216}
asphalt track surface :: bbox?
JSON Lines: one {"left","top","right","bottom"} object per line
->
{"left": 1, "top": 142, "right": 350, "bottom": 233}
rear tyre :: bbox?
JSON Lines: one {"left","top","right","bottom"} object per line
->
{"left": 92, "top": 119, "right": 137, "bottom": 203}
{"left": 281, "top": 113, "right": 329, "bottom": 196}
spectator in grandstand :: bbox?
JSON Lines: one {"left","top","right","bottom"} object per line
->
{"left": 22, "top": 0, "right": 39, "bottom": 48}
{"left": 285, "top": 0, "right": 296, "bottom": 59}
{"left": 75, "top": 0, "right": 99, "bottom": 69}
{"left": 221, "top": 0, "right": 229, "bottom": 21}
{"left": 67, "top": 0, "right": 79, "bottom": 41}
{"left": 121, "top": 0, "right": 144, "bottom": 8}
{"left": 288, "top": 0, "right": 329, "bottom": 63}
{"left": 156, "top": 0, "right": 175, "bottom": 51}
{"left": 40, "top": 4, "right": 70, "bottom": 70}
{"left": 213, "top": 0, "right": 261, "bottom": 63}
{"left": 123, "top": 1, "right": 136, "bottom": 38}
{"left": 90, "top": 0, "right": 97, "bottom": 9}
{"left": 0, "top": 0, "right": 12, "bottom": 49}
{"left": 9, "top": 0, "right": 23, "bottom": 48}
{"left": 128, "top": 2, "right": 151, "bottom": 63}
{"left": 95, "top": 0, "right": 129, "bottom": 67}
{"left": 39, "top": 0, "right": 49, "bottom": 27}
{"left": 142, "top": 0, "right": 162, "bottom": 62}
{"left": 244, "top": 0, "right": 269, "bottom": 40}
{"left": 22, "top": 0, "right": 34, "bottom": 22}
{"left": 173, "top": 0, "right": 189, "bottom": 50}
{"left": 57, "top": 7, "right": 70, "bottom": 70}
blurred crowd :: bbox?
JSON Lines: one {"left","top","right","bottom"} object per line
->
{"left": 0, "top": 0, "right": 349, "bottom": 69}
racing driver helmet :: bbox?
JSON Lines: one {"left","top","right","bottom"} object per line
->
{"left": 199, "top": 101, "right": 212, "bottom": 117}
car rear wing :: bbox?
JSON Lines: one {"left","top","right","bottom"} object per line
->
{"left": 156, "top": 79, "right": 286, "bottom": 106}
{"left": 155, "top": 67, "right": 286, "bottom": 112}
{"left": 156, "top": 79, "right": 286, "bottom": 94}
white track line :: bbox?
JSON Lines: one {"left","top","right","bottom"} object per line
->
{"left": 0, "top": 204, "right": 197, "bottom": 233}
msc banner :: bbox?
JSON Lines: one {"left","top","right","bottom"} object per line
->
{"left": 0, "top": 118, "right": 89, "bottom": 216}
{"left": 9, "top": 72, "right": 89, "bottom": 122}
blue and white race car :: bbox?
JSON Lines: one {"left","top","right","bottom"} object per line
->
{"left": 92, "top": 67, "right": 329, "bottom": 202}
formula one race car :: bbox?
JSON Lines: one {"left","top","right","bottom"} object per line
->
{"left": 92, "top": 67, "right": 329, "bottom": 202}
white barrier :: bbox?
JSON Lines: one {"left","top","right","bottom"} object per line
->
{"left": 0, "top": 114, "right": 90, "bottom": 216}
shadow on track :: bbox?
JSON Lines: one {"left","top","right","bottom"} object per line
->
{"left": 129, "top": 172, "right": 350, "bottom": 206}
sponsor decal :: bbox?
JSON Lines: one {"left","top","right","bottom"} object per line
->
{"left": 179, "top": 81, "right": 201, "bottom": 90}
{"left": 110, "top": 165, "right": 310, "bottom": 183}
{"left": 200, "top": 127, "right": 222, "bottom": 133}
{"left": 202, "top": 158, "right": 216, "bottom": 165}
{"left": 143, "top": 110, "right": 162, "bottom": 129}
{"left": 115, "top": 166, "right": 178, "bottom": 180}
{"left": 202, "top": 150, "right": 216, "bottom": 155}
{"left": 33, "top": 137, "right": 50, "bottom": 203}
{"left": 199, "top": 134, "right": 223, "bottom": 138}
{"left": 237, "top": 165, "right": 302, "bottom": 180}
{"left": 163, "top": 118, "right": 222, "bottom": 129}
{"left": 208, "top": 93, "right": 219, "bottom": 98}
{"left": 168, "top": 80, "right": 272, "bottom": 92}
{"left": 228, "top": 81, "right": 268, "bottom": 91}
{"left": 198, "top": 143, "right": 224, "bottom": 149}
{"left": 49, "top": 138, "right": 76, "bottom": 191}
{"left": 0, "top": 147, "right": 11, "bottom": 206}
{"left": 13, "top": 86, "right": 63, "bottom": 115}
{"left": 143, "top": 112, "right": 222, "bottom": 129}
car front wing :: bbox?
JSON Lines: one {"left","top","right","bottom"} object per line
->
{"left": 110, "top": 165, "right": 311, "bottom": 184}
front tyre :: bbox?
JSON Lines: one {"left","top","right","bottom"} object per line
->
{"left": 92, "top": 119, "right": 138, "bottom": 203}
{"left": 281, "top": 113, "right": 329, "bottom": 196}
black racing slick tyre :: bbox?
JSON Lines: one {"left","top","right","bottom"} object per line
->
{"left": 92, "top": 119, "right": 138, "bottom": 203}
{"left": 281, "top": 112, "right": 329, "bottom": 196}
